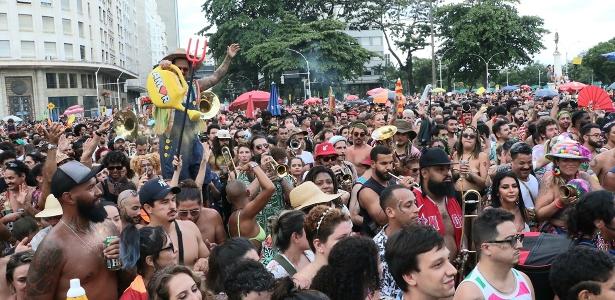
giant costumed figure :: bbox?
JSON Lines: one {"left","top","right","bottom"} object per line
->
{"left": 146, "top": 39, "right": 240, "bottom": 179}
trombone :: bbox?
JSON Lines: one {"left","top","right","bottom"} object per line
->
{"left": 221, "top": 146, "right": 238, "bottom": 174}
{"left": 454, "top": 168, "right": 483, "bottom": 283}
{"left": 337, "top": 166, "right": 353, "bottom": 187}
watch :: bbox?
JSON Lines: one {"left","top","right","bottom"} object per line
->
{"left": 249, "top": 162, "right": 259, "bottom": 169}
{"left": 47, "top": 143, "right": 58, "bottom": 150}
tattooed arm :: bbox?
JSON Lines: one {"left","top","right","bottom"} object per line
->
{"left": 26, "top": 239, "right": 64, "bottom": 299}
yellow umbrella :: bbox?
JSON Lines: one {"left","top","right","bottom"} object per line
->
{"left": 476, "top": 87, "right": 486, "bottom": 95}
{"left": 432, "top": 87, "right": 446, "bottom": 94}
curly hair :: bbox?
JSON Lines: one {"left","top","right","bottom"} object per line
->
{"left": 101, "top": 150, "right": 134, "bottom": 178}
{"left": 567, "top": 190, "right": 615, "bottom": 240}
{"left": 271, "top": 277, "right": 330, "bottom": 300}
{"left": 304, "top": 205, "right": 350, "bottom": 252}
{"left": 223, "top": 260, "right": 275, "bottom": 300}
{"left": 550, "top": 246, "right": 614, "bottom": 300}
{"left": 206, "top": 237, "right": 256, "bottom": 294}
{"left": 130, "top": 153, "right": 161, "bottom": 177}
{"left": 311, "top": 236, "right": 380, "bottom": 300}
{"left": 6, "top": 250, "right": 34, "bottom": 287}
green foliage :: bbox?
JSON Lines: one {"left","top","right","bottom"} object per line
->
{"left": 201, "top": 0, "right": 372, "bottom": 99}
{"left": 491, "top": 62, "right": 546, "bottom": 86}
{"left": 582, "top": 37, "right": 615, "bottom": 84}
{"left": 435, "top": 0, "right": 548, "bottom": 86}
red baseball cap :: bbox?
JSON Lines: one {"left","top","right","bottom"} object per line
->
{"left": 314, "top": 142, "right": 338, "bottom": 158}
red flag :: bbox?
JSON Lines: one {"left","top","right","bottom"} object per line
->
{"left": 246, "top": 95, "right": 255, "bottom": 119}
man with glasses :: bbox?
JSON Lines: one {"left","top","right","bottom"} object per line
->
{"left": 581, "top": 123, "right": 604, "bottom": 158}
{"left": 347, "top": 122, "right": 373, "bottom": 177}
{"left": 175, "top": 182, "right": 225, "bottom": 248}
{"left": 454, "top": 208, "right": 534, "bottom": 300}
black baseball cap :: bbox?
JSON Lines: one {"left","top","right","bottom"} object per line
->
{"left": 50, "top": 161, "right": 101, "bottom": 198}
{"left": 138, "top": 178, "right": 181, "bottom": 205}
{"left": 419, "top": 148, "right": 454, "bottom": 169}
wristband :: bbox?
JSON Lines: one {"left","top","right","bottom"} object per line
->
{"left": 47, "top": 143, "right": 58, "bottom": 150}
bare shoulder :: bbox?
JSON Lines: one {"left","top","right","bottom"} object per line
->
{"left": 26, "top": 236, "right": 65, "bottom": 298}
{"left": 453, "top": 281, "right": 484, "bottom": 300}
{"left": 177, "top": 219, "right": 201, "bottom": 235}
{"left": 540, "top": 172, "right": 554, "bottom": 187}
{"left": 478, "top": 151, "right": 489, "bottom": 160}
{"left": 202, "top": 208, "right": 223, "bottom": 222}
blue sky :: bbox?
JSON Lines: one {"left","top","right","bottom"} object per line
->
{"left": 177, "top": 0, "right": 615, "bottom": 66}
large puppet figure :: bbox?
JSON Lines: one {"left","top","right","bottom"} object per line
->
{"left": 149, "top": 43, "right": 240, "bottom": 180}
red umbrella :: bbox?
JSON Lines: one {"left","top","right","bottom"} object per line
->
{"left": 245, "top": 95, "right": 255, "bottom": 119}
{"left": 578, "top": 85, "right": 614, "bottom": 111}
{"left": 303, "top": 97, "right": 322, "bottom": 106}
{"left": 367, "top": 87, "right": 388, "bottom": 96}
{"left": 230, "top": 90, "right": 281, "bottom": 111}
{"left": 520, "top": 85, "right": 531, "bottom": 90}
{"left": 346, "top": 95, "right": 359, "bottom": 101}
{"left": 559, "top": 81, "right": 587, "bottom": 92}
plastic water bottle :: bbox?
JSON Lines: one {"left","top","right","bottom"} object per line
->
{"left": 66, "top": 278, "right": 88, "bottom": 300}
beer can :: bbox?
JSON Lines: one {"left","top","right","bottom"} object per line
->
{"left": 104, "top": 236, "right": 122, "bottom": 270}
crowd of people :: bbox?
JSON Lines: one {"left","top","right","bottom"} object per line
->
{"left": 2, "top": 49, "right": 615, "bottom": 300}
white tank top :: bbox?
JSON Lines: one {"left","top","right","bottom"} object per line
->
{"left": 461, "top": 266, "right": 532, "bottom": 300}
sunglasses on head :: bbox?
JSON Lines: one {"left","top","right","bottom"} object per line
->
{"left": 320, "top": 156, "right": 338, "bottom": 162}
{"left": 178, "top": 209, "right": 200, "bottom": 218}
{"left": 107, "top": 166, "right": 124, "bottom": 171}
{"left": 255, "top": 143, "right": 269, "bottom": 151}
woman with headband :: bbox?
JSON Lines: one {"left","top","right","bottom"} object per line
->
{"left": 292, "top": 205, "right": 352, "bottom": 289}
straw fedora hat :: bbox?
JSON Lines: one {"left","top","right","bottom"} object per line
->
{"left": 290, "top": 181, "right": 342, "bottom": 210}
{"left": 35, "top": 194, "right": 63, "bottom": 218}
{"left": 162, "top": 48, "right": 203, "bottom": 68}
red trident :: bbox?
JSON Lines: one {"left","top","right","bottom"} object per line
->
{"left": 175, "top": 36, "right": 208, "bottom": 163}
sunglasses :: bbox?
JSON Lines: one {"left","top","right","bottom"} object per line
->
{"left": 485, "top": 233, "right": 524, "bottom": 247}
{"left": 255, "top": 143, "right": 269, "bottom": 151}
{"left": 320, "top": 156, "right": 338, "bottom": 162}
{"left": 107, "top": 166, "right": 124, "bottom": 171}
{"left": 159, "top": 243, "right": 175, "bottom": 253}
{"left": 353, "top": 132, "right": 366, "bottom": 137}
{"left": 178, "top": 209, "right": 200, "bottom": 218}
{"left": 462, "top": 133, "right": 476, "bottom": 140}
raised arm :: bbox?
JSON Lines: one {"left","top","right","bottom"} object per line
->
{"left": 197, "top": 44, "right": 240, "bottom": 91}
{"left": 38, "top": 123, "right": 64, "bottom": 209}
{"left": 195, "top": 142, "right": 212, "bottom": 192}
{"left": 241, "top": 159, "right": 275, "bottom": 220}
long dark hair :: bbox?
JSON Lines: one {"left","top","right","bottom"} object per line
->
{"left": 568, "top": 190, "right": 615, "bottom": 240}
{"left": 454, "top": 126, "right": 481, "bottom": 159}
{"left": 311, "top": 236, "right": 380, "bottom": 300}
{"left": 120, "top": 225, "right": 168, "bottom": 274}
{"left": 206, "top": 237, "right": 256, "bottom": 294}
{"left": 271, "top": 210, "right": 306, "bottom": 253}
{"left": 489, "top": 171, "right": 527, "bottom": 222}
{"left": 304, "top": 166, "right": 339, "bottom": 194}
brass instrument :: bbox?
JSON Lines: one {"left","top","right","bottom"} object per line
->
{"left": 221, "top": 146, "right": 238, "bottom": 173}
{"left": 114, "top": 109, "right": 138, "bottom": 141}
{"left": 371, "top": 125, "right": 397, "bottom": 147}
{"left": 336, "top": 166, "right": 353, "bottom": 187}
{"left": 559, "top": 184, "right": 580, "bottom": 205}
{"left": 269, "top": 160, "right": 288, "bottom": 178}
{"left": 454, "top": 185, "right": 483, "bottom": 284}
{"left": 387, "top": 172, "right": 420, "bottom": 189}
{"left": 289, "top": 139, "right": 301, "bottom": 156}
{"left": 198, "top": 90, "right": 221, "bottom": 120}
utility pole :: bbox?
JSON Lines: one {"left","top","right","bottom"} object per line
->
{"left": 429, "top": 0, "right": 437, "bottom": 87}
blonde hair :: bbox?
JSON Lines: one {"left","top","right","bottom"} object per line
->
{"left": 131, "top": 153, "right": 161, "bottom": 177}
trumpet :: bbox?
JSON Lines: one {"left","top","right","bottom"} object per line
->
{"left": 289, "top": 139, "right": 301, "bottom": 156}
{"left": 114, "top": 110, "right": 138, "bottom": 141}
{"left": 336, "top": 166, "right": 353, "bottom": 187}
{"left": 221, "top": 146, "right": 237, "bottom": 173}
{"left": 269, "top": 160, "right": 288, "bottom": 178}
{"left": 388, "top": 172, "right": 419, "bottom": 189}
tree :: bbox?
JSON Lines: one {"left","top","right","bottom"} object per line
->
{"left": 435, "top": 0, "right": 548, "bottom": 87}
{"left": 582, "top": 37, "right": 615, "bottom": 84}
{"left": 490, "top": 62, "right": 546, "bottom": 86}
{"left": 351, "top": 0, "right": 433, "bottom": 94}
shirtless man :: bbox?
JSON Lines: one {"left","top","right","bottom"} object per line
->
{"left": 590, "top": 148, "right": 615, "bottom": 191}
{"left": 346, "top": 122, "right": 372, "bottom": 177}
{"left": 412, "top": 148, "right": 462, "bottom": 260}
{"left": 140, "top": 178, "right": 209, "bottom": 270}
{"left": 26, "top": 161, "right": 127, "bottom": 300}
{"left": 176, "top": 181, "right": 226, "bottom": 247}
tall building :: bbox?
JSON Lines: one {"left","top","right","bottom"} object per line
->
{"left": 344, "top": 28, "right": 387, "bottom": 93}
{"left": 155, "top": 0, "right": 179, "bottom": 50}
{"left": 0, "top": 0, "right": 140, "bottom": 120}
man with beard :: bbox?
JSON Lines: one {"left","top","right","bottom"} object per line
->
{"left": 412, "top": 148, "right": 462, "bottom": 260}
{"left": 570, "top": 110, "right": 591, "bottom": 141}
{"left": 346, "top": 122, "right": 373, "bottom": 177}
{"left": 510, "top": 142, "right": 538, "bottom": 228}
{"left": 581, "top": 123, "right": 604, "bottom": 158}
{"left": 117, "top": 189, "right": 143, "bottom": 229}
{"left": 454, "top": 209, "right": 534, "bottom": 300}
{"left": 556, "top": 110, "right": 572, "bottom": 134}
{"left": 511, "top": 108, "right": 528, "bottom": 142}
{"left": 26, "top": 161, "right": 127, "bottom": 300}
{"left": 443, "top": 117, "right": 458, "bottom": 150}
{"left": 140, "top": 178, "right": 209, "bottom": 271}
{"left": 358, "top": 146, "right": 413, "bottom": 236}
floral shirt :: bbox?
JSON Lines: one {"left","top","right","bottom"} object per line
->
{"left": 374, "top": 226, "right": 401, "bottom": 299}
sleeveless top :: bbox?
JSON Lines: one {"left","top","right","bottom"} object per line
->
{"left": 358, "top": 178, "right": 387, "bottom": 236}
{"left": 235, "top": 210, "right": 266, "bottom": 243}
{"left": 462, "top": 266, "right": 532, "bottom": 300}
{"left": 412, "top": 188, "right": 463, "bottom": 248}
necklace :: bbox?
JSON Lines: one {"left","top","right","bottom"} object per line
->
{"left": 60, "top": 219, "right": 101, "bottom": 253}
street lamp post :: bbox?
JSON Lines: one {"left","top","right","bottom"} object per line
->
{"left": 437, "top": 48, "right": 452, "bottom": 89}
{"left": 95, "top": 66, "right": 102, "bottom": 116}
{"left": 469, "top": 52, "right": 503, "bottom": 89}
{"left": 538, "top": 69, "right": 542, "bottom": 87}
{"left": 287, "top": 48, "right": 311, "bottom": 98}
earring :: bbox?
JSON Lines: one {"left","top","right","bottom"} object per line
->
{"left": 553, "top": 166, "right": 561, "bottom": 176}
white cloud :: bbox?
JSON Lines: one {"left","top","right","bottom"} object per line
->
{"left": 177, "top": 0, "right": 209, "bottom": 48}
